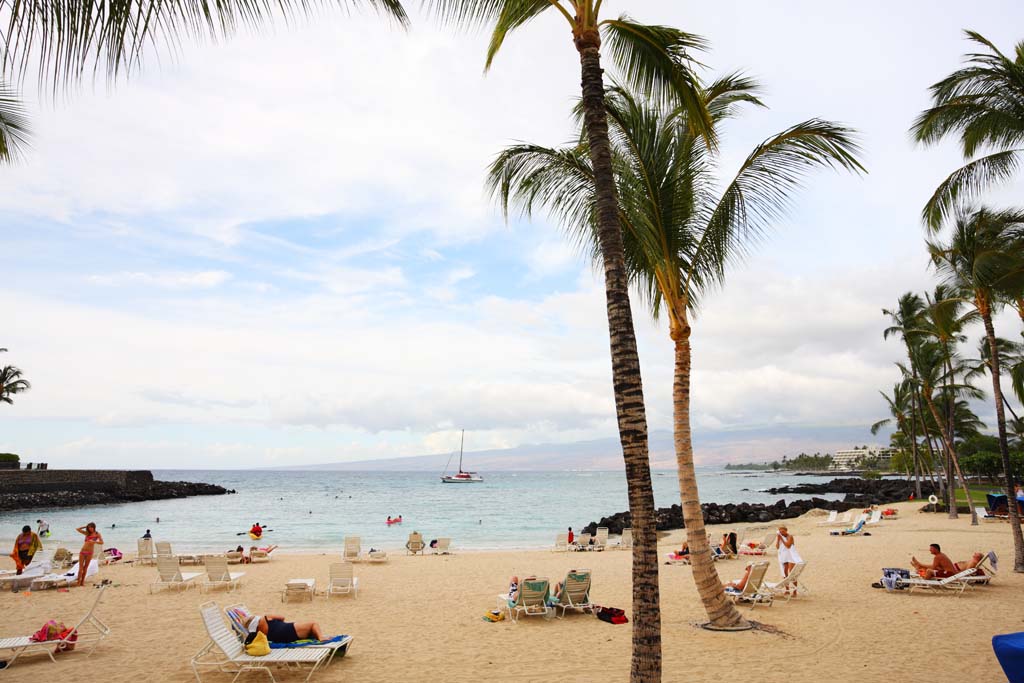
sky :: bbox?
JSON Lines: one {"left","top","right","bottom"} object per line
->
{"left": 2, "top": 0, "right": 1023, "bottom": 469}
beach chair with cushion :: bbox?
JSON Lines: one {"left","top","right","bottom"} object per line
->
{"left": 830, "top": 514, "right": 868, "bottom": 536}
{"left": 155, "top": 541, "right": 173, "bottom": 559}
{"left": 815, "top": 510, "right": 838, "bottom": 526}
{"left": 224, "top": 603, "right": 353, "bottom": 661}
{"left": 553, "top": 570, "right": 593, "bottom": 618}
{"left": 366, "top": 548, "right": 388, "bottom": 563}
{"left": 739, "top": 532, "right": 774, "bottom": 556}
{"left": 764, "top": 562, "right": 808, "bottom": 602}
{"left": 137, "top": 538, "right": 157, "bottom": 566}
{"left": 192, "top": 602, "right": 331, "bottom": 683}
{"left": 724, "top": 562, "right": 773, "bottom": 608}
{"left": 343, "top": 537, "right": 362, "bottom": 562}
{"left": 0, "top": 585, "right": 110, "bottom": 669}
{"left": 151, "top": 556, "right": 203, "bottom": 593}
{"left": 553, "top": 534, "right": 569, "bottom": 552}
{"left": 327, "top": 562, "right": 359, "bottom": 598}
{"left": 225, "top": 550, "right": 244, "bottom": 565}
{"left": 574, "top": 533, "right": 592, "bottom": 551}
{"left": 498, "top": 577, "right": 552, "bottom": 622}
{"left": 960, "top": 551, "right": 998, "bottom": 588}
{"left": 406, "top": 532, "right": 425, "bottom": 555}
{"left": 618, "top": 528, "right": 633, "bottom": 550}
{"left": 250, "top": 547, "right": 273, "bottom": 563}
{"left": 432, "top": 538, "right": 453, "bottom": 555}
{"left": 203, "top": 556, "right": 245, "bottom": 592}
{"left": 897, "top": 568, "right": 976, "bottom": 596}
{"left": 593, "top": 527, "right": 609, "bottom": 551}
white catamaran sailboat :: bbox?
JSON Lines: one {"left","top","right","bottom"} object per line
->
{"left": 441, "top": 430, "right": 483, "bottom": 483}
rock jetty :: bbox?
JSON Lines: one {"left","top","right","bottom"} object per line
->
{"left": 0, "top": 480, "right": 234, "bottom": 512}
{"left": 581, "top": 478, "right": 932, "bottom": 535}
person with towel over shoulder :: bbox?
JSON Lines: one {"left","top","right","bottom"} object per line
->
{"left": 775, "top": 525, "right": 803, "bottom": 587}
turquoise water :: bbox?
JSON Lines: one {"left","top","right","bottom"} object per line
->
{"left": 0, "top": 469, "right": 843, "bottom": 552}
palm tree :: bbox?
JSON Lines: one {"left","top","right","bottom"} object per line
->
{"left": 883, "top": 293, "right": 929, "bottom": 498}
{"left": 488, "top": 80, "right": 862, "bottom": 630}
{"left": 0, "top": 0, "right": 409, "bottom": 163}
{"left": 928, "top": 207, "right": 1024, "bottom": 567}
{"left": 911, "top": 31, "right": 1024, "bottom": 230}
{"left": 425, "top": 5, "right": 714, "bottom": 675}
{"left": 0, "top": 349, "right": 31, "bottom": 404}
{"left": 871, "top": 380, "right": 916, "bottom": 476}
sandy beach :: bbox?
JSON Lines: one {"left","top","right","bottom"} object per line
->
{"left": 1, "top": 501, "right": 1020, "bottom": 682}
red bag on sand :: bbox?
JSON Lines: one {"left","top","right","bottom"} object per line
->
{"left": 596, "top": 607, "right": 629, "bottom": 625}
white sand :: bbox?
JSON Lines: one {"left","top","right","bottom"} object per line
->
{"left": 1, "top": 501, "right": 1020, "bottom": 682}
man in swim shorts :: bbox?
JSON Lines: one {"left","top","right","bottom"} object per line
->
{"left": 911, "top": 543, "right": 957, "bottom": 579}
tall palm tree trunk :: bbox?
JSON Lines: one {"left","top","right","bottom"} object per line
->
{"left": 918, "top": 397, "right": 943, "bottom": 496}
{"left": 923, "top": 395, "right": 975, "bottom": 524}
{"left": 943, "top": 355, "right": 958, "bottom": 518}
{"left": 576, "top": 30, "right": 661, "bottom": 680}
{"left": 673, "top": 321, "right": 748, "bottom": 630}
{"left": 981, "top": 308, "right": 1024, "bottom": 570}
{"left": 909, "top": 375, "right": 923, "bottom": 498}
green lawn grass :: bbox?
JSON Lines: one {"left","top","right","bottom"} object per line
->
{"left": 954, "top": 488, "right": 1001, "bottom": 505}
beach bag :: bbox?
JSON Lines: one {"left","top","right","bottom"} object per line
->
{"left": 596, "top": 607, "right": 628, "bottom": 625}
{"left": 482, "top": 609, "right": 505, "bottom": 622}
{"left": 880, "top": 567, "right": 910, "bottom": 591}
{"left": 244, "top": 631, "right": 271, "bottom": 656}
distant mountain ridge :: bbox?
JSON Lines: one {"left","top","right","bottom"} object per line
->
{"left": 277, "top": 424, "right": 874, "bottom": 471}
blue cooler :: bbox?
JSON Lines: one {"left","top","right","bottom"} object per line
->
{"left": 993, "top": 632, "right": 1024, "bottom": 683}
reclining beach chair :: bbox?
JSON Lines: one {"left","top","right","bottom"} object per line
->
{"left": 553, "top": 570, "right": 593, "bottom": 617}
{"left": 406, "top": 532, "right": 425, "bottom": 555}
{"left": 151, "top": 556, "right": 203, "bottom": 593}
{"left": 155, "top": 541, "right": 173, "bottom": 559}
{"left": 976, "top": 506, "right": 1004, "bottom": 523}
{"left": 327, "top": 562, "right": 359, "bottom": 598}
{"left": 498, "top": 577, "right": 551, "bottom": 622}
{"left": 192, "top": 602, "right": 332, "bottom": 683}
{"left": 203, "top": 556, "right": 245, "bottom": 592}
{"left": 865, "top": 509, "right": 884, "bottom": 527}
{"left": 225, "top": 550, "right": 244, "bottom": 565}
{"left": 739, "top": 532, "right": 774, "bottom": 556}
{"left": 593, "top": 527, "right": 609, "bottom": 551}
{"left": 343, "top": 536, "right": 362, "bottom": 562}
{"left": 959, "top": 551, "right": 998, "bottom": 588}
{"left": 0, "top": 585, "right": 110, "bottom": 669}
{"left": 250, "top": 547, "right": 273, "bottom": 563}
{"left": 282, "top": 578, "right": 316, "bottom": 602}
{"left": 897, "top": 568, "right": 976, "bottom": 596}
{"left": 724, "top": 562, "right": 773, "bottom": 608}
{"left": 0, "top": 552, "right": 52, "bottom": 590}
{"left": 32, "top": 553, "right": 101, "bottom": 591}
{"left": 575, "top": 533, "right": 592, "bottom": 551}
{"left": 827, "top": 511, "right": 853, "bottom": 527}
{"left": 225, "top": 603, "right": 352, "bottom": 661}
{"left": 433, "top": 538, "right": 453, "bottom": 555}
{"left": 618, "top": 528, "right": 633, "bottom": 549}
{"left": 764, "top": 562, "right": 808, "bottom": 602}
{"left": 816, "top": 510, "right": 838, "bottom": 526}
{"left": 553, "top": 534, "right": 568, "bottom": 552}
{"left": 136, "top": 538, "right": 157, "bottom": 566}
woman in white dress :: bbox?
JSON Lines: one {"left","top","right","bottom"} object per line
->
{"left": 775, "top": 526, "right": 803, "bottom": 581}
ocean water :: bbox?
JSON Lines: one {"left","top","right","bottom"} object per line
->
{"left": 0, "top": 469, "right": 844, "bottom": 553}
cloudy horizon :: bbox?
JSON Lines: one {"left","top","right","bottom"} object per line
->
{"left": 3, "top": 0, "right": 1023, "bottom": 469}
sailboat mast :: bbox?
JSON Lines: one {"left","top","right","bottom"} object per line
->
{"left": 458, "top": 429, "right": 465, "bottom": 473}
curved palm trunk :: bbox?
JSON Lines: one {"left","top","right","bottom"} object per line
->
{"left": 923, "top": 393, "right": 975, "bottom": 524}
{"left": 576, "top": 33, "right": 661, "bottom": 680}
{"left": 908, "top": 373, "right": 923, "bottom": 499}
{"left": 943, "top": 354, "right": 958, "bottom": 519}
{"left": 673, "top": 322, "right": 748, "bottom": 629}
{"left": 981, "top": 308, "right": 1024, "bottom": 570}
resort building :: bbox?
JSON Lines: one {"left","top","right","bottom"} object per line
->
{"left": 828, "top": 447, "right": 899, "bottom": 472}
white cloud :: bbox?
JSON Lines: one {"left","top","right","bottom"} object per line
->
{"left": 87, "top": 270, "right": 233, "bottom": 289}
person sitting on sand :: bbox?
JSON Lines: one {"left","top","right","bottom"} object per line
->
{"left": 12, "top": 525, "right": 42, "bottom": 575}
{"left": 237, "top": 608, "right": 325, "bottom": 644}
{"left": 911, "top": 543, "right": 957, "bottom": 579}
{"left": 723, "top": 564, "right": 755, "bottom": 592}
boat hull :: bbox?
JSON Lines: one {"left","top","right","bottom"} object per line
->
{"left": 441, "top": 476, "right": 483, "bottom": 483}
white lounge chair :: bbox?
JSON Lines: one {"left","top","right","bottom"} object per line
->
{"left": 574, "top": 533, "right": 592, "bottom": 551}
{"left": 816, "top": 510, "right": 838, "bottom": 526}
{"left": 593, "top": 527, "right": 609, "bottom": 551}
{"left": 618, "top": 528, "right": 633, "bottom": 549}
{"left": 192, "top": 602, "right": 331, "bottom": 683}
{"left": 151, "top": 556, "right": 203, "bottom": 593}
{"left": 0, "top": 585, "right": 110, "bottom": 669}
{"left": 898, "top": 568, "right": 976, "bottom": 596}
{"left": 959, "top": 551, "right": 998, "bottom": 589}
{"left": 136, "top": 538, "right": 157, "bottom": 566}
{"left": 406, "top": 532, "right": 425, "bottom": 555}
{"left": 203, "top": 556, "right": 245, "bottom": 592}
{"left": 827, "top": 511, "right": 853, "bottom": 527}
{"left": 724, "top": 562, "right": 773, "bottom": 608}
{"left": 32, "top": 554, "right": 101, "bottom": 590}
{"left": 282, "top": 578, "right": 316, "bottom": 602}
{"left": 225, "top": 603, "right": 353, "bottom": 661}
{"left": 327, "top": 562, "right": 359, "bottom": 598}
{"left": 498, "top": 577, "right": 551, "bottom": 622}
{"left": 0, "top": 554, "right": 52, "bottom": 590}
{"left": 225, "top": 550, "right": 244, "bottom": 565}
{"left": 155, "top": 541, "right": 173, "bottom": 559}
{"left": 250, "top": 547, "right": 273, "bottom": 563}
{"left": 343, "top": 537, "right": 362, "bottom": 562}
{"left": 738, "top": 532, "right": 774, "bottom": 556}
{"left": 976, "top": 506, "right": 1005, "bottom": 522}
{"left": 553, "top": 534, "right": 569, "bottom": 552}
{"left": 865, "top": 509, "right": 883, "bottom": 526}
{"left": 764, "top": 562, "right": 808, "bottom": 602}
{"left": 433, "top": 538, "right": 453, "bottom": 555}
{"left": 553, "top": 570, "right": 593, "bottom": 617}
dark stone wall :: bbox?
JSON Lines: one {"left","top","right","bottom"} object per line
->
{"left": 0, "top": 470, "right": 154, "bottom": 495}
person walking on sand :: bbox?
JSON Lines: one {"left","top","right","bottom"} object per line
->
{"left": 75, "top": 522, "right": 103, "bottom": 587}
{"left": 911, "top": 543, "right": 956, "bottom": 579}
{"left": 12, "top": 525, "right": 42, "bottom": 574}
{"left": 775, "top": 526, "right": 803, "bottom": 578}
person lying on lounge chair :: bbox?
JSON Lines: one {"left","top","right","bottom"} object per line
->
{"left": 911, "top": 543, "right": 957, "bottom": 579}
{"left": 235, "top": 607, "right": 325, "bottom": 643}
{"left": 723, "top": 564, "right": 754, "bottom": 591}
{"left": 954, "top": 552, "right": 986, "bottom": 575}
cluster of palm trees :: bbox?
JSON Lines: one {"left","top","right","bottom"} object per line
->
{"left": 875, "top": 31, "right": 1024, "bottom": 574}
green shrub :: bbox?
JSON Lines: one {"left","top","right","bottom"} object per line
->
{"left": 862, "top": 469, "right": 882, "bottom": 480}
{"left": 0, "top": 453, "right": 20, "bottom": 463}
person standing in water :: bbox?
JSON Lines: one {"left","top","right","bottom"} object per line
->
{"left": 75, "top": 522, "right": 103, "bottom": 587}
{"left": 35, "top": 519, "right": 50, "bottom": 538}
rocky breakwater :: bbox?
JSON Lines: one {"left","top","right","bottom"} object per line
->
{"left": 581, "top": 478, "right": 932, "bottom": 535}
{"left": 0, "top": 478, "right": 235, "bottom": 512}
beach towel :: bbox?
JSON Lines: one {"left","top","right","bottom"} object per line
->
{"left": 269, "top": 635, "right": 348, "bottom": 649}
{"left": 993, "top": 632, "right": 1024, "bottom": 683}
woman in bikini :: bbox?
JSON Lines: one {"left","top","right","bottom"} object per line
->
{"left": 76, "top": 522, "right": 103, "bottom": 587}
{"left": 243, "top": 611, "right": 325, "bottom": 643}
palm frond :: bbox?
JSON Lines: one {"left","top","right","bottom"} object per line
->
{"left": 0, "top": 79, "right": 29, "bottom": 163}
{"left": 483, "top": 0, "right": 553, "bottom": 69}
{"left": 921, "top": 149, "right": 1023, "bottom": 231}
